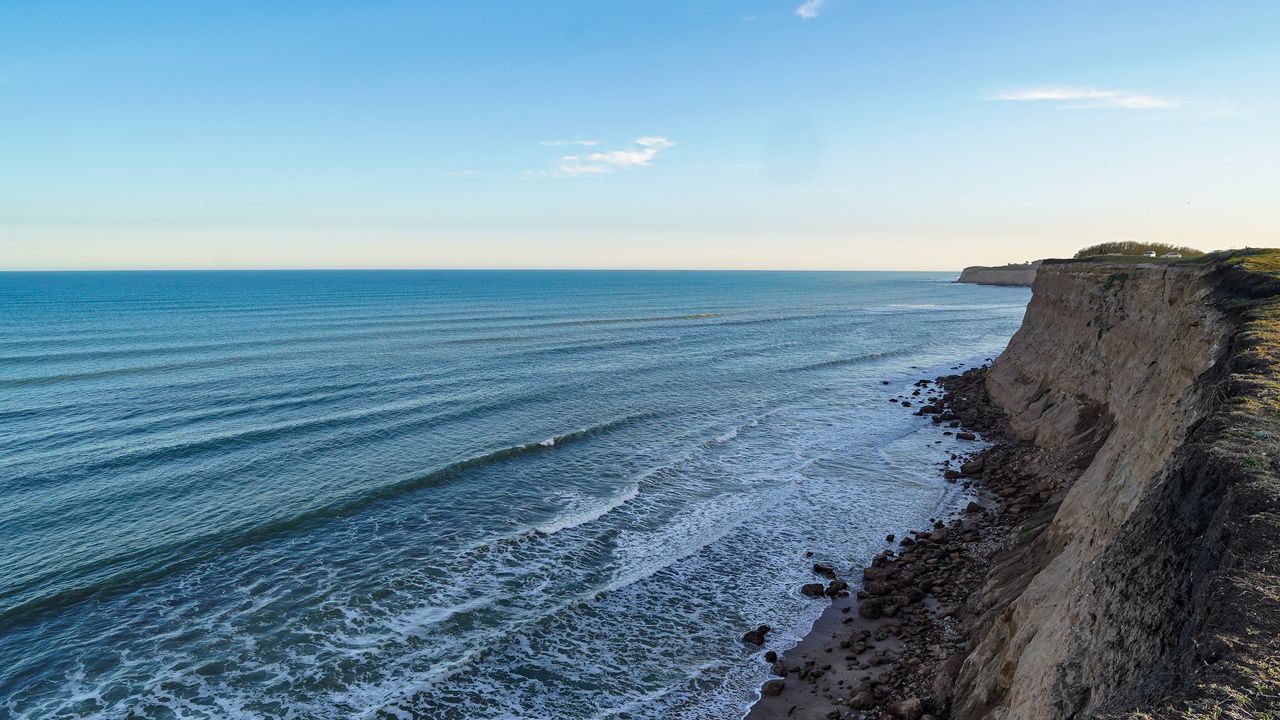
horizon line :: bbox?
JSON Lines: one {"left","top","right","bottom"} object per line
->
{"left": 0, "top": 266, "right": 976, "bottom": 274}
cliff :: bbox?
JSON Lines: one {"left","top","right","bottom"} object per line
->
{"left": 953, "top": 251, "right": 1280, "bottom": 719}
{"left": 958, "top": 262, "right": 1041, "bottom": 287}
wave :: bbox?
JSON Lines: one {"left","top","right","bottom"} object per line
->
{"left": 0, "top": 321, "right": 459, "bottom": 366}
{"left": 0, "top": 414, "right": 651, "bottom": 628}
{"left": 530, "top": 313, "right": 722, "bottom": 328}
{"left": 0, "top": 354, "right": 271, "bottom": 390}
{"left": 5, "top": 387, "right": 553, "bottom": 489}
{"left": 703, "top": 418, "right": 758, "bottom": 447}
{"left": 788, "top": 349, "right": 913, "bottom": 372}
{"left": 1, "top": 373, "right": 468, "bottom": 459}
{"left": 515, "top": 336, "right": 667, "bottom": 359}
{"left": 533, "top": 483, "right": 641, "bottom": 536}
{"left": 704, "top": 312, "right": 844, "bottom": 328}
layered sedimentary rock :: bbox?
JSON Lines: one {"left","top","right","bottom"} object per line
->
{"left": 957, "top": 262, "right": 1041, "bottom": 287}
{"left": 953, "top": 255, "right": 1280, "bottom": 719}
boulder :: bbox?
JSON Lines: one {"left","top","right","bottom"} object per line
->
{"left": 813, "top": 562, "right": 837, "bottom": 577}
{"left": 932, "top": 652, "right": 966, "bottom": 707}
{"left": 742, "top": 624, "right": 770, "bottom": 645}
{"left": 801, "top": 583, "right": 826, "bottom": 597}
{"left": 761, "top": 679, "right": 785, "bottom": 697}
{"left": 849, "top": 690, "right": 875, "bottom": 709}
{"left": 864, "top": 580, "right": 891, "bottom": 595}
{"left": 887, "top": 697, "right": 924, "bottom": 719}
{"left": 859, "top": 600, "right": 883, "bottom": 619}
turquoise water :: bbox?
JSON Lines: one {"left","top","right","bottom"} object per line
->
{"left": 0, "top": 271, "right": 1029, "bottom": 719}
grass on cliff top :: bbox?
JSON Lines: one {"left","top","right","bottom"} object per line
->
{"left": 1055, "top": 247, "right": 1280, "bottom": 720}
{"left": 1162, "top": 654, "right": 1280, "bottom": 719}
{"left": 1047, "top": 247, "right": 1280, "bottom": 272}
{"left": 1206, "top": 247, "right": 1280, "bottom": 277}
{"left": 1110, "top": 246, "right": 1280, "bottom": 720}
{"left": 1179, "top": 246, "right": 1280, "bottom": 720}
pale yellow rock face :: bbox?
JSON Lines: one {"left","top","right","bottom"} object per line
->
{"left": 957, "top": 263, "right": 1040, "bottom": 287}
{"left": 955, "top": 262, "right": 1227, "bottom": 719}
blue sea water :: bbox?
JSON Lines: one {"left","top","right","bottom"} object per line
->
{"left": 0, "top": 270, "right": 1029, "bottom": 719}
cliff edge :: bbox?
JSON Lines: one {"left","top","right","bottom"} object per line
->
{"left": 958, "top": 262, "right": 1041, "bottom": 287}
{"left": 953, "top": 250, "right": 1280, "bottom": 719}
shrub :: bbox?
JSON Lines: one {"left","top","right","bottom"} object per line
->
{"left": 1074, "top": 242, "right": 1205, "bottom": 259}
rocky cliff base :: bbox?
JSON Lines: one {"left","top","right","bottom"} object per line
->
{"left": 748, "top": 250, "right": 1280, "bottom": 720}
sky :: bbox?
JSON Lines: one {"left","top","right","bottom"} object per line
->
{"left": 2, "top": 1, "right": 1278, "bottom": 271}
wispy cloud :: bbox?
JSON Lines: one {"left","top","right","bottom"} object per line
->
{"left": 538, "top": 139, "right": 601, "bottom": 147}
{"left": 795, "top": 0, "right": 825, "bottom": 20}
{"left": 526, "top": 136, "right": 675, "bottom": 178}
{"left": 989, "top": 86, "right": 1179, "bottom": 110}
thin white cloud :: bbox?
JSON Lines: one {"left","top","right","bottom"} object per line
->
{"left": 538, "top": 139, "right": 601, "bottom": 147}
{"left": 527, "top": 137, "right": 675, "bottom": 178}
{"left": 989, "top": 86, "right": 1179, "bottom": 110}
{"left": 795, "top": 0, "right": 825, "bottom": 20}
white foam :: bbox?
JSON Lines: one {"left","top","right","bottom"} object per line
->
{"left": 535, "top": 483, "right": 640, "bottom": 536}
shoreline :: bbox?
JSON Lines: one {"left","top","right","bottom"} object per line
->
{"left": 744, "top": 366, "right": 1059, "bottom": 720}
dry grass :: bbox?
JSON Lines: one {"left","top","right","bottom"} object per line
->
{"left": 1098, "top": 248, "right": 1280, "bottom": 719}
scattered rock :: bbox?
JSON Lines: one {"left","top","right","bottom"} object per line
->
{"left": 761, "top": 679, "right": 785, "bottom": 697}
{"left": 859, "top": 600, "right": 883, "bottom": 619}
{"left": 849, "top": 690, "right": 875, "bottom": 709}
{"left": 886, "top": 697, "right": 923, "bottom": 720}
{"left": 801, "top": 583, "right": 826, "bottom": 597}
{"left": 742, "top": 624, "right": 770, "bottom": 645}
{"left": 813, "top": 562, "right": 837, "bottom": 577}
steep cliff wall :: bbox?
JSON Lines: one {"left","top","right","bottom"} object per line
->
{"left": 953, "top": 253, "right": 1280, "bottom": 719}
{"left": 958, "top": 262, "right": 1041, "bottom": 287}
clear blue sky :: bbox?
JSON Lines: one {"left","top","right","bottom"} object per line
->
{"left": 2, "top": 1, "right": 1277, "bottom": 270}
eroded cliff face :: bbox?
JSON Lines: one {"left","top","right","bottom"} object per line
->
{"left": 952, "top": 259, "right": 1279, "bottom": 719}
{"left": 958, "top": 263, "right": 1041, "bottom": 288}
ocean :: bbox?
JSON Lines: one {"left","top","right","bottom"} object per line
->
{"left": 0, "top": 270, "right": 1029, "bottom": 719}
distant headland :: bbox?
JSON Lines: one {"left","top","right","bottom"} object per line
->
{"left": 957, "top": 261, "right": 1041, "bottom": 287}
{"left": 959, "top": 243, "right": 1207, "bottom": 288}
